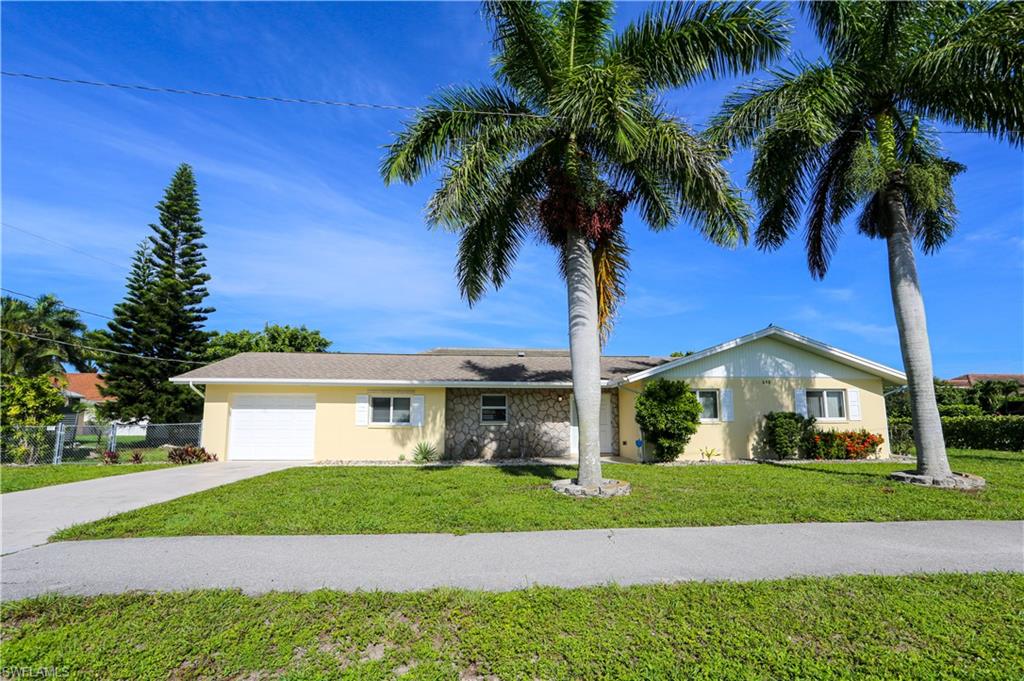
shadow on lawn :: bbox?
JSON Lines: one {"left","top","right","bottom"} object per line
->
{"left": 772, "top": 464, "right": 890, "bottom": 481}
{"left": 413, "top": 463, "right": 566, "bottom": 480}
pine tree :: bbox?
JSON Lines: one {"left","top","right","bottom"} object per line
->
{"left": 98, "top": 242, "right": 157, "bottom": 421}
{"left": 100, "top": 164, "right": 213, "bottom": 422}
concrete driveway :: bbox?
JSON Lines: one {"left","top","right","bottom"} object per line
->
{"left": 1, "top": 461, "right": 300, "bottom": 554}
{"left": 2, "top": 520, "right": 1021, "bottom": 600}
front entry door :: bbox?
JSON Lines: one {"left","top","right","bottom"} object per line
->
{"left": 569, "top": 393, "right": 612, "bottom": 455}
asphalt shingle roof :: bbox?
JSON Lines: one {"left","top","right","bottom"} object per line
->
{"left": 172, "top": 350, "right": 668, "bottom": 384}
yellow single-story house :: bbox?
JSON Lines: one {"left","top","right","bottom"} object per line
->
{"left": 171, "top": 326, "right": 905, "bottom": 462}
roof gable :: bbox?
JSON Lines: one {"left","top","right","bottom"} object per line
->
{"left": 615, "top": 327, "right": 906, "bottom": 385}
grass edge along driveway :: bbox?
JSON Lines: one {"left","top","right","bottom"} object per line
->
{"left": 1, "top": 463, "right": 173, "bottom": 494}
{"left": 2, "top": 573, "right": 1022, "bottom": 680}
{"left": 52, "top": 450, "right": 1022, "bottom": 540}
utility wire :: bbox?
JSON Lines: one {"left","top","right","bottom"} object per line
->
{"left": 3, "top": 70, "right": 1015, "bottom": 134}
{"left": 0, "top": 71, "right": 548, "bottom": 119}
{"left": 0, "top": 328, "right": 204, "bottom": 365}
{"left": 2, "top": 222, "right": 125, "bottom": 268}
{"left": 0, "top": 287, "right": 115, "bottom": 321}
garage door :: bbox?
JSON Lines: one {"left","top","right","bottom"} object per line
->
{"left": 228, "top": 394, "right": 316, "bottom": 460}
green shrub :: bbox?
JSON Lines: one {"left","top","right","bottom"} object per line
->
{"left": 634, "top": 379, "right": 702, "bottom": 462}
{"left": 411, "top": 442, "right": 439, "bottom": 463}
{"left": 938, "top": 403, "right": 983, "bottom": 417}
{"left": 763, "top": 412, "right": 815, "bottom": 458}
{"left": 805, "top": 430, "right": 885, "bottom": 460}
{"left": 889, "top": 416, "right": 1024, "bottom": 451}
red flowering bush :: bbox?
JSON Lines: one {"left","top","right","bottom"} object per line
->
{"left": 806, "top": 430, "right": 884, "bottom": 460}
{"left": 101, "top": 450, "right": 120, "bottom": 465}
{"left": 168, "top": 445, "right": 217, "bottom": 465}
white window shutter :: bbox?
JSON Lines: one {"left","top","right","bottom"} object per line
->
{"left": 847, "top": 389, "right": 862, "bottom": 421}
{"left": 411, "top": 395, "right": 425, "bottom": 427}
{"left": 794, "top": 389, "right": 808, "bottom": 416}
{"left": 355, "top": 395, "right": 369, "bottom": 426}
{"left": 721, "top": 389, "right": 734, "bottom": 422}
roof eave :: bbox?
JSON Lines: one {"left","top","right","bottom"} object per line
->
{"left": 610, "top": 326, "right": 907, "bottom": 386}
{"left": 170, "top": 377, "right": 606, "bottom": 389}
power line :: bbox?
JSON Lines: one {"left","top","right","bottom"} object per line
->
{"left": 0, "top": 71, "right": 548, "bottom": 119}
{"left": 0, "top": 288, "right": 115, "bottom": 321}
{"left": 0, "top": 328, "right": 204, "bottom": 365}
{"left": 2, "top": 222, "right": 125, "bottom": 268}
{"left": 3, "top": 70, "right": 1015, "bottom": 134}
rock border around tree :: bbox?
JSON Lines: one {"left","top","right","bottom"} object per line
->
{"left": 551, "top": 478, "right": 631, "bottom": 498}
{"left": 889, "top": 470, "right": 986, "bottom": 491}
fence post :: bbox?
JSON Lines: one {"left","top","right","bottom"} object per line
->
{"left": 52, "top": 423, "right": 65, "bottom": 464}
{"left": 108, "top": 423, "right": 118, "bottom": 454}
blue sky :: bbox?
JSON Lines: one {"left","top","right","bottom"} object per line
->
{"left": 2, "top": 2, "right": 1021, "bottom": 376}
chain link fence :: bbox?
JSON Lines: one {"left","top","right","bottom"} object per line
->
{"left": 1, "top": 422, "right": 202, "bottom": 465}
{"left": 887, "top": 420, "right": 914, "bottom": 456}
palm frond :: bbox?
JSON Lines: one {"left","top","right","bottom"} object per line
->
{"left": 802, "top": 0, "right": 876, "bottom": 62}
{"left": 750, "top": 126, "right": 823, "bottom": 253}
{"left": 706, "top": 60, "right": 860, "bottom": 150}
{"left": 554, "top": 0, "right": 613, "bottom": 70}
{"left": 426, "top": 119, "right": 546, "bottom": 229}
{"left": 625, "top": 113, "right": 750, "bottom": 245}
{"left": 381, "top": 86, "right": 535, "bottom": 185}
{"left": 609, "top": 1, "right": 788, "bottom": 90}
{"left": 901, "top": 1, "right": 1024, "bottom": 147}
{"left": 804, "top": 120, "right": 871, "bottom": 278}
{"left": 592, "top": 226, "right": 629, "bottom": 344}
{"left": 453, "top": 147, "right": 549, "bottom": 303}
{"left": 484, "top": 0, "right": 558, "bottom": 103}
{"left": 549, "top": 63, "right": 647, "bottom": 159}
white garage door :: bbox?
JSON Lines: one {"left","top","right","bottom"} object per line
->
{"left": 228, "top": 394, "right": 316, "bottom": 460}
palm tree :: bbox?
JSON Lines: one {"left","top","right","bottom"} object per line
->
{"left": 382, "top": 0, "right": 787, "bottom": 488}
{"left": 1, "top": 294, "right": 92, "bottom": 377}
{"left": 708, "top": 1, "right": 1023, "bottom": 484}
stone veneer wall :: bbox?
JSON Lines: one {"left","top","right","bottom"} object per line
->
{"left": 444, "top": 388, "right": 618, "bottom": 460}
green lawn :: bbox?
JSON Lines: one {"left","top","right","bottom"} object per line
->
{"left": 53, "top": 450, "right": 1023, "bottom": 540}
{"left": 1, "top": 463, "right": 173, "bottom": 494}
{"left": 2, "top": 574, "right": 1021, "bottom": 680}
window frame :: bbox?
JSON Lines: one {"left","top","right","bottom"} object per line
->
{"left": 696, "top": 389, "right": 720, "bottom": 423}
{"left": 480, "top": 393, "right": 509, "bottom": 425}
{"left": 369, "top": 395, "right": 414, "bottom": 426}
{"left": 806, "top": 389, "right": 847, "bottom": 421}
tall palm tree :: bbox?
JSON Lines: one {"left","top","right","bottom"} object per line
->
{"left": 1, "top": 294, "right": 92, "bottom": 377}
{"left": 709, "top": 1, "right": 1023, "bottom": 484}
{"left": 382, "top": 0, "right": 787, "bottom": 487}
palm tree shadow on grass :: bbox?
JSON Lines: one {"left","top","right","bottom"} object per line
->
{"left": 772, "top": 465, "right": 891, "bottom": 481}
{"left": 413, "top": 463, "right": 566, "bottom": 480}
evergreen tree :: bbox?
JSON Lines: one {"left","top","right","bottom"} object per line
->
{"left": 100, "top": 164, "right": 213, "bottom": 422}
{"left": 97, "top": 242, "right": 157, "bottom": 421}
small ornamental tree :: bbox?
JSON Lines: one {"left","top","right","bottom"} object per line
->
{"left": 634, "top": 379, "right": 702, "bottom": 462}
{"left": 1, "top": 374, "right": 67, "bottom": 463}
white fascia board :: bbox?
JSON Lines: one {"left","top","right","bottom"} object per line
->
{"left": 170, "top": 377, "right": 595, "bottom": 389}
{"left": 610, "top": 326, "right": 906, "bottom": 386}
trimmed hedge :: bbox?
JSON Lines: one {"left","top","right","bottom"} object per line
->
{"left": 889, "top": 416, "right": 1024, "bottom": 451}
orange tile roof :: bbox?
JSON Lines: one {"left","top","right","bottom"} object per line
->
{"left": 61, "top": 373, "right": 113, "bottom": 402}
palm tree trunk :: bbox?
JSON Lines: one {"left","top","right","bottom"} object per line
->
{"left": 565, "top": 228, "right": 603, "bottom": 487}
{"left": 882, "top": 186, "right": 952, "bottom": 479}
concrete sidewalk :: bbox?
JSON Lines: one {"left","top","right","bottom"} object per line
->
{"left": 3, "top": 520, "right": 1020, "bottom": 600}
{"left": 1, "top": 461, "right": 300, "bottom": 554}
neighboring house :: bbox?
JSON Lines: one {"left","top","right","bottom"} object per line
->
{"left": 50, "top": 372, "right": 114, "bottom": 428}
{"left": 171, "top": 326, "right": 905, "bottom": 462}
{"left": 946, "top": 373, "right": 1024, "bottom": 389}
